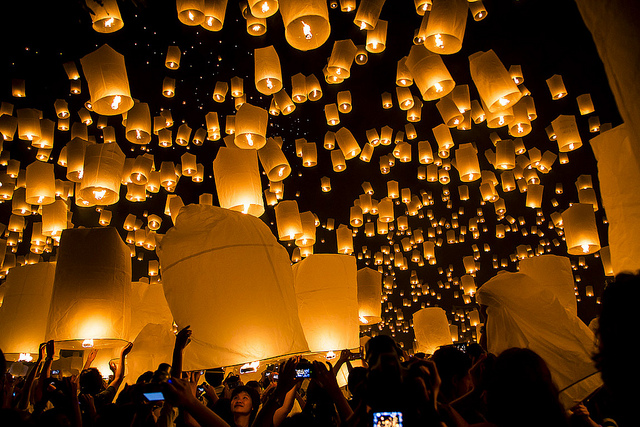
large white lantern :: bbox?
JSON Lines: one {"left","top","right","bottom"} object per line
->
{"left": 413, "top": 307, "right": 452, "bottom": 355}
{"left": 292, "top": 254, "right": 359, "bottom": 352}
{"left": 157, "top": 205, "right": 309, "bottom": 369}
{"left": 357, "top": 267, "right": 382, "bottom": 325}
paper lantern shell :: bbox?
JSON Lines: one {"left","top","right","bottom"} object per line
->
{"left": 357, "top": 267, "right": 382, "bottom": 324}
{"left": 157, "top": 204, "right": 309, "bottom": 369}
{"left": 518, "top": 255, "right": 577, "bottom": 314}
{"left": 424, "top": 0, "right": 468, "bottom": 55}
{"left": 0, "top": 262, "right": 56, "bottom": 360}
{"left": 413, "top": 307, "right": 452, "bottom": 355}
{"left": 212, "top": 147, "right": 264, "bottom": 217}
{"left": 79, "top": 142, "right": 126, "bottom": 206}
{"left": 46, "top": 228, "right": 131, "bottom": 349}
{"left": 469, "top": 49, "right": 521, "bottom": 113}
{"left": 280, "top": 0, "right": 330, "bottom": 51}
{"left": 254, "top": 46, "right": 283, "bottom": 95}
{"left": 292, "top": 254, "right": 359, "bottom": 352}
{"left": 80, "top": 44, "right": 133, "bottom": 115}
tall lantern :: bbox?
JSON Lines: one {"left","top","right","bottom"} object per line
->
{"left": 80, "top": 44, "right": 133, "bottom": 116}
{"left": 552, "top": 115, "right": 582, "bottom": 152}
{"left": 165, "top": 46, "right": 181, "bottom": 69}
{"left": 292, "top": 254, "right": 359, "bottom": 352}
{"left": 469, "top": 50, "right": 521, "bottom": 113}
{"left": 366, "top": 19, "right": 387, "bottom": 53}
{"left": 357, "top": 267, "right": 382, "bottom": 324}
{"left": 212, "top": 147, "right": 264, "bottom": 217}
{"left": 405, "top": 45, "right": 455, "bottom": 101}
{"left": 327, "top": 40, "right": 357, "bottom": 79}
{"left": 79, "top": 142, "right": 126, "bottom": 206}
{"left": 234, "top": 103, "right": 268, "bottom": 149}
{"left": 157, "top": 205, "right": 308, "bottom": 369}
{"left": 562, "top": 203, "right": 600, "bottom": 255}
{"left": 25, "top": 161, "right": 56, "bottom": 205}
{"left": 336, "top": 224, "right": 354, "bottom": 254}
{"left": 413, "top": 307, "right": 452, "bottom": 355}
{"left": 275, "top": 200, "right": 303, "bottom": 241}
{"left": 280, "top": 0, "right": 331, "bottom": 51}
{"left": 519, "top": 255, "right": 577, "bottom": 314}
{"left": 125, "top": 102, "right": 152, "bottom": 144}
{"left": 354, "top": 0, "right": 385, "bottom": 30}
{"left": 455, "top": 143, "right": 480, "bottom": 182}
{"left": 424, "top": 0, "right": 468, "bottom": 55}
{"left": 0, "top": 262, "right": 56, "bottom": 360}
{"left": 46, "top": 228, "right": 131, "bottom": 349}
{"left": 254, "top": 46, "right": 283, "bottom": 95}
{"left": 86, "top": 0, "right": 124, "bottom": 33}
{"left": 201, "top": 0, "right": 228, "bottom": 31}
{"left": 546, "top": 74, "right": 567, "bottom": 100}
{"left": 177, "top": 0, "right": 205, "bottom": 25}
{"left": 258, "top": 137, "right": 291, "bottom": 181}
{"left": 335, "top": 127, "right": 361, "bottom": 160}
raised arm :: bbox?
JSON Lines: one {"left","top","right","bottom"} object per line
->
{"left": 171, "top": 326, "right": 191, "bottom": 379}
{"left": 107, "top": 342, "right": 133, "bottom": 391}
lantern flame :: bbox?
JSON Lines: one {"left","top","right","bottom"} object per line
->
{"left": 104, "top": 17, "right": 114, "bottom": 28}
{"left": 188, "top": 10, "right": 194, "bottom": 21}
{"left": 434, "top": 34, "right": 444, "bottom": 49}
{"left": 517, "top": 124, "right": 523, "bottom": 134}
{"left": 37, "top": 195, "right": 45, "bottom": 204}
{"left": 111, "top": 95, "right": 122, "bottom": 110}
{"left": 434, "top": 82, "right": 443, "bottom": 93}
{"left": 301, "top": 21, "right": 313, "bottom": 39}
{"left": 498, "top": 97, "right": 509, "bottom": 107}
{"left": 246, "top": 133, "right": 254, "bottom": 146}
{"left": 278, "top": 167, "right": 284, "bottom": 177}
{"left": 82, "top": 339, "right": 94, "bottom": 348}
{"left": 581, "top": 243, "right": 590, "bottom": 253}
{"left": 498, "top": 116, "right": 505, "bottom": 126}
{"left": 252, "top": 24, "right": 262, "bottom": 32}
{"left": 261, "top": 1, "right": 269, "bottom": 13}
{"left": 266, "top": 78, "right": 273, "bottom": 90}
{"left": 326, "top": 351, "right": 336, "bottom": 360}
{"left": 136, "top": 129, "right": 142, "bottom": 139}
{"left": 207, "top": 16, "right": 213, "bottom": 26}
{"left": 360, "top": 21, "right": 367, "bottom": 30}
{"left": 93, "top": 189, "right": 107, "bottom": 200}
{"left": 371, "top": 42, "right": 378, "bottom": 49}
{"left": 569, "top": 143, "right": 575, "bottom": 150}
{"left": 18, "top": 353, "right": 33, "bottom": 362}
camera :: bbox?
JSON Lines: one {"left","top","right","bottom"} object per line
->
{"left": 373, "top": 411, "right": 403, "bottom": 427}
{"left": 294, "top": 362, "right": 314, "bottom": 379}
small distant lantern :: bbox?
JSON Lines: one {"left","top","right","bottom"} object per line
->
{"left": 86, "top": 0, "right": 124, "bottom": 33}
{"left": 546, "top": 74, "right": 567, "bottom": 99}
{"left": 165, "top": 46, "right": 181, "bottom": 69}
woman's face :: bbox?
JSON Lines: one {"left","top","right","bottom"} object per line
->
{"left": 231, "top": 391, "right": 253, "bottom": 415}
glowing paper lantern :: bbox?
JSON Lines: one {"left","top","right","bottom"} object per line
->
{"left": 125, "top": 102, "right": 152, "bottom": 144}
{"left": 177, "top": 0, "right": 205, "bottom": 25}
{"left": 86, "top": 0, "right": 124, "bottom": 33}
{"left": 327, "top": 39, "right": 357, "bottom": 79}
{"left": 424, "top": 0, "right": 467, "bottom": 54}
{"left": 258, "top": 138, "right": 291, "bottom": 181}
{"left": 0, "top": 262, "right": 56, "bottom": 360}
{"left": 234, "top": 103, "right": 268, "bottom": 149}
{"left": 79, "top": 142, "right": 125, "bottom": 206}
{"left": 275, "top": 200, "right": 303, "bottom": 241}
{"left": 552, "top": 115, "right": 582, "bottom": 152}
{"left": 518, "top": 255, "right": 577, "bottom": 314}
{"left": 165, "top": 46, "right": 181, "bottom": 69}
{"left": 357, "top": 267, "right": 382, "bottom": 324}
{"left": 157, "top": 204, "right": 308, "bottom": 369}
{"left": 129, "top": 281, "right": 173, "bottom": 341}
{"left": 406, "top": 45, "right": 455, "bottom": 101}
{"left": 273, "top": 89, "right": 296, "bottom": 115}
{"left": 80, "top": 44, "right": 133, "bottom": 115}
{"left": 455, "top": 144, "right": 480, "bottom": 182}
{"left": 335, "top": 127, "right": 361, "bottom": 160}
{"left": 212, "top": 147, "right": 264, "bottom": 217}
{"left": 254, "top": 46, "right": 283, "bottom": 95}
{"left": 562, "top": 203, "right": 600, "bottom": 255}
{"left": 201, "top": 0, "right": 228, "bottom": 31}
{"left": 336, "top": 224, "right": 353, "bottom": 254}
{"left": 546, "top": 74, "right": 567, "bottom": 99}
{"left": 292, "top": 254, "right": 359, "bottom": 352}
{"left": 413, "top": 307, "right": 452, "bottom": 355}
{"left": 366, "top": 19, "right": 387, "bottom": 53}
{"left": 280, "top": 0, "right": 331, "bottom": 51}
{"left": 469, "top": 49, "right": 521, "bottom": 113}
{"left": 25, "top": 161, "right": 56, "bottom": 205}
{"left": 46, "top": 228, "right": 130, "bottom": 349}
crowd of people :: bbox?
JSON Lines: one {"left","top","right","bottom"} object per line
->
{"left": 0, "top": 273, "right": 635, "bottom": 427}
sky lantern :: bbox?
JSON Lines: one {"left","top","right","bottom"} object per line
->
{"left": 546, "top": 74, "right": 568, "bottom": 99}
{"left": 213, "top": 81, "right": 228, "bottom": 102}
{"left": 25, "top": 161, "right": 56, "bottom": 205}
{"left": 46, "top": 227, "right": 131, "bottom": 350}
{"left": 424, "top": 0, "right": 468, "bottom": 55}
{"left": 86, "top": 0, "right": 124, "bottom": 33}
{"left": 469, "top": 49, "right": 522, "bottom": 113}
{"left": 273, "top": 89, "right": 296, "bottom": 115}
{"left": 413, "top": 307, "right": 452, "bottom": 355}
{"left": 165, "top": 45, "right": 181, "bottom": 69}
{"left": 336, "top": 224, "right": 354, "bottom": 254}
{"left": 258, "top": 137, "right": 291, "bottom": 181}
{"left": 292, "top": 254, "right": 359, "bottom": 352}
{"left": 354, "top": 0, "right": 385, "bottom": 30}
{"left": 125, "top": 102, "right": 152, "bottom": 144}
{"left": 177, "top": 0, "right": 205, "bottom": 25}
{"left": 234, "top": 103, "right": 268, "bottom": 149}
{"left": 552, "top": 115, "right": 582, "bottom": 152}
{"left": 0, "top": 262, "right": 56, "bottom": 361}
{"left": 406, "top": 44, "right": 455, "bottom": 101}
{"left": 248, "top": 0, "right": 278, "bottom": 18}
{"left": 562, "top": 203, "right": 600, "bottom": 255}
{"left": 279, "top": 0, "right": 331, "bottom": 51}
{"left": 275, "top": 200, "right": 303, "bottom": 241}
{"left": 254, "top": 46, "right": 283, "bottom": 95}
{"left": 79, "top": 142, "right": 126, "bottom": 206}
{"left": 291, "top": 73, "right": 307, "bottom": 102}
{"left": 80, "top": 44, "right": 133, "bottom": 115}
{"left": 455, "top": 143, "right": 480, "bottom": 182}
{"left": 576, "top": 93, "right": 595, "bottom": 115}
{"left": 157, "top": 205, "right": 308, "bottom": 369}
{"left": 328, "top": 39, "right": 358, "bottom": 79}
{"left": 212, "top": 147, "right": 264, "bottom": 217}
{"left": 201, "top": 0, "right": 228, "bottom": 31}
{"left": 366, "top": 19, "right": 387, "bottom": 53}
{"left": 306, "top": 74, "right": 323, "bottom": 100}
{"left": 335, "top": 127, "right": 361, "bottom": 160}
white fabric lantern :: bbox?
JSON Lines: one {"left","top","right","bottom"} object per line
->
{"left": 157, "top": 205, "right": 309, "bottom": 370}
{"left": 212, "top": 147, "right": 264, "bottom": 217}
{"left": 0, "top": 262, "right": 56, "bottom": 360}
{"left": 292, "top": 254, "right": 359, "bottom": 352}
{"left": 476, "top": 272, "right": 601, "bottom": 408}
{"left": 46, "top": 228, "right": 131, "bottom": 349}
{"left": 518, "top": 255, "right": 577, "bottom": 314}
{"left": 129, "top": 281, "right": 173, "bottom": 341}
{"left": 413, "top": 307, "right": 452, "bottom": 355}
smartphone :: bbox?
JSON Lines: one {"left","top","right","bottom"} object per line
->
{"left": 294, "top": 367, "right": 313, "bottom": 379}
{"left": 373, "top": 411, "right": 403, "bottom": 427}
{"left": 349, "top": 350, "right": 362, "bottom": 360}
{"left": 143, "top": 391, "right": 165, "bottom": 402}
{"left": 272, "top": 373, "right": 279, "bottom": 381}
{"left": 454, "top": 342, "right": 468, "bottom": 353}
{"left": 197, "top": 385, "right": 205, "bottom": 394}
{"left": 51, "top": 369, "right": 60, "bottom": 375}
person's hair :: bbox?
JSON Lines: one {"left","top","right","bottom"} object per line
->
{"left": 347, "top": 366, "right": 367, "bottom": 396}
{"left": 431, "top": 346, "right": 472, "bottom": 401}
{"left": 136, "top": 371, "right": 153, "bottom": 384}
{"left": 230, "top": 385, "right": 260, "bottom": 421}
{"left": 487, "top": 348, "right": 568, "bottom": 427}
{"left": 79, "top": 367, "right": 105, "bottom": 395}
{"left": 365, "top": 335, "right": 402, "bottom": 366}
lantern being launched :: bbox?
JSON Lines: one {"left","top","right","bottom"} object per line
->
{"left": 157, "top": 204, "right": 309, "bottom": 370}
{"left": 292, "top": 254, "right": 359, "bottom": 352}
{"left": 413, "top": 307, "right": 452, "bottom": 355}
{"left": 357, "top": 267, "right": 382, "bottom": 324}
{"left": 80, "top": 44, "right": 133, "bottom": 116}
{"left": 45, "top": 228, "right": 131, "bottom": 349}
{"left": 212, "top": 147, "right": 264, "bottom": 217}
